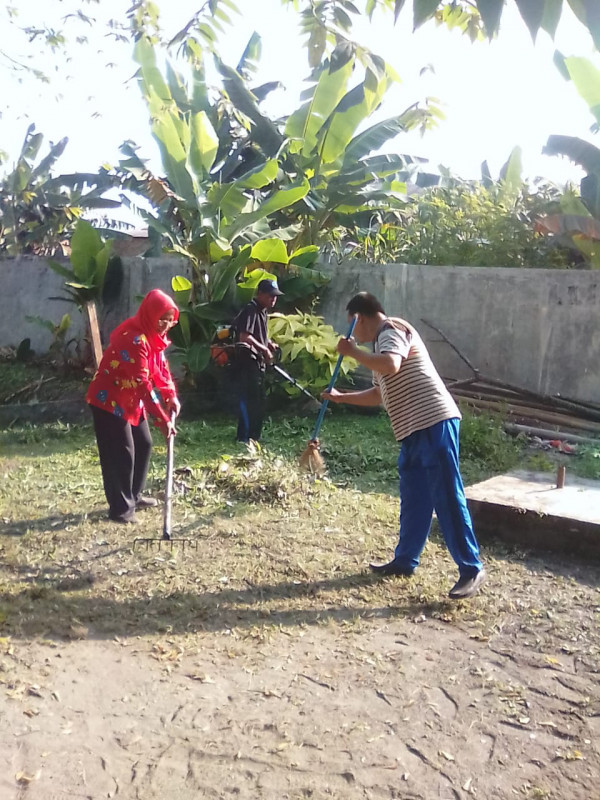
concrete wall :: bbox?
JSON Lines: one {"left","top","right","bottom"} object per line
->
{"left": 0, "top": 256, "right": 192, "bottom": 354}
{"left": 317, "top": 262, "right": 599, "bottom": 404}
{"left": 1, "top": 256, "right": 598, "bottom": 403}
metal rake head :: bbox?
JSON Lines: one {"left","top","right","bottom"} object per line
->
{"left": 133, "top": 536, "right": 199, "bottom": 551}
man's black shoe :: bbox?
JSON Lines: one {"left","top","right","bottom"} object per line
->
{"left": 369, "top": 559, "right": 414, "bottom": 577}
{"left": 448, "top": 568, "right": 486, "bottom": 600}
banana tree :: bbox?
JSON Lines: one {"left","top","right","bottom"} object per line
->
{"left": 0, "top": 124, "right": 121, "bottom": 256}
{"left": 123, "top": 36, "right": 309, "bottom": 282}
{"left": 218, "top": 40, "right": 441, "bottom": 248}
{"left": 540, "top": 55, "right": 600, "bottom": 267}
{"left": 282, "top": 43, "right": 442, "bottom": 245}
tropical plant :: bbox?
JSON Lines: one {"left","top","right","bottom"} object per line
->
{"left": 47, "top": 219, "right": 118, "bottom": 307}
{"left": 267, "top": 311, "right": 358, "bottom": 395}
{"left": 540, "top": 55, "right": 600, "bottom": 267}
{"left": 47, "top": 219, "right": 124, "bottom": 366}
{"left": 24, "top": 313, "right": 73, "bottom": 358}
{"left": 219, "top": 38, "right": 442, "bottom": 249}
{"left": 0, "top": 124, "right": 120, "bottom": 256}
{"left": 120, "top": 36, "right": 309, "bottom": 276}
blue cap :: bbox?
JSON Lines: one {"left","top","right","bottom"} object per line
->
{"left": 257, "top": 279, "right": 284, "bottom": 296}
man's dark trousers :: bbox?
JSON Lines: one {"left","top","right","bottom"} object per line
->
{"left": 234, "top": 349, "right": 265, "bottom": 442}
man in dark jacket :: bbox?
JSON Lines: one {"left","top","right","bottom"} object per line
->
{"left": 231, "top": 279, "right": 283, "bottom": 443}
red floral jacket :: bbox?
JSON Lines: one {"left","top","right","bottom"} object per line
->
{"left": 86, "top": 327, "right": 177, "bottom": 426}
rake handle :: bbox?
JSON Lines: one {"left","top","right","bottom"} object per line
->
{"left": 310, "top": 316, "right": 357, "bottom": 442}
{"left": 162, "top": 410, "right": 176, "bottom": 541}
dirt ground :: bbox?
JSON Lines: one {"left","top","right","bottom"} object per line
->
{"left": 1, "top": 543, "right": 599, "bottom": 799}
{"left": 1, "top": 438, "right": 599, "bottom": 800}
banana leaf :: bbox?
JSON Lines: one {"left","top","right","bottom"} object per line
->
{"left": 223, "top": 178, "right": 310, "bottom": 240}
{"left": 285, "top": 44, "right": 355, "bottom": 158}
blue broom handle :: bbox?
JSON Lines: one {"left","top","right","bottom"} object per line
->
{"left": 310, "top": 315, "right": 357, "bottom": 441}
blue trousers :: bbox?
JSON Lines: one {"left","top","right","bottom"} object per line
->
{"left": 394, "top": 418, "right": 482, "bottom": 578}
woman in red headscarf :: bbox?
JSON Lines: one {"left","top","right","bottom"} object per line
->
{"left": 86, "top": 289, "right": 180, "bottom": 524}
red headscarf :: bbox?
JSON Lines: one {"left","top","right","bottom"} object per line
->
{"left": 110, "top": 289, "right": 179, "bottom": 351}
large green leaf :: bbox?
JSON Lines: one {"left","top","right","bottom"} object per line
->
{"left": 186, "top": 342, "right": 211, "bottom": 373}
{"left": 236, "top": 32, "right": 262, "bottom": 80}
{"left": 541, "top": 0, "right": 562, "bottom": 38}
{"left": 147, "top": 91, "right": 196, "bottom": 203}
{"left": 472, "top": 0, "right": 503, "bottom": 37}
{"left": 30, "top": 137, "right": 69, "bottom": 183}
{"left": 48, "top": 259, "right": 75, "bottom": 282}
{"left": 206, "top": 182, "right": 248, "bottom": 221}
{"left": 70, "top": 220, "right": 102, "bottom": 282}
{"left": 543, "top": 135, "right": 600, "bottom": 175}
{"left": 289, "top": 245, "right": 320, "bottom": 267}
{"left": 237, "top": 267, "right": 276, "bottom": 290}
{"left": 251, "top": 238, "right": 289, "bottom": 263}
{"left": 566, "top": 0, "right": 600, "bottom": 50}
{"left": 564, "top": 56, "right": 600, "bottom": 126}
{"left": 134, "top": 36, "right": 171, "bottom": 103}
{"left": 343, "top": 116, "right": 414, "bottom": 164}
{"left": 224, "top": 179, "right": 310, "bottom": 240}
{"left": 514, "top": 0, "right": 546, "bottom": 40}
{"left": 499, "top": 146, "right": 523, "bottom": 194}
{"left": 191, "top": 302, "right": 235, "bottom": 321}
{"left": 285, "top": 44, "right": 355, "bottom": 158}
{"left": 189, "top": 111, "right": 219, "bottom": 176}
{"left": 92, "top": 241, "right": 114, "bottom": 292}
{"left": 171, "top": 274, "right": 193, "bottom": 307}
{"left": 216, "top": 58, "right": 283, "bottom": 156}
{"left": 166, "top": 62, "right": 190, "bottom": 112}
{"left": 210, "top": 245, "right": 252, "bottom": 301}
{"left": 413, "top": 0, "right": 443, "bottom": 28}
{"left": 235, "top": 159, "right": 278, "bottom": 189}
{"left": 320, "top": 68, "right": 390, "bottom": 164}
{"left": 333, "top": 154, "right": 411, "bottom": 187}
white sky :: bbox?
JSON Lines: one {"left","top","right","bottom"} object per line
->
{"left": 0, "top": 0, "right": 597, "bottom": 186}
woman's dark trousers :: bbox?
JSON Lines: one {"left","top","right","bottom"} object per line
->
{"left": 91, "top": 405, "right": 153, "bottom": 521}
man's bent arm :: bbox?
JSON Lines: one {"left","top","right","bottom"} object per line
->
{"left": 323, "top": 386, "right": 382, "bottom": 407}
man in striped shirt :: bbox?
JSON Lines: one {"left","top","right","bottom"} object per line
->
{"left": 323, "top": 292, "right": 485, "bottom": 600}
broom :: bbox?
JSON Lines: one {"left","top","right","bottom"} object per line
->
{"left": 299, "top": 316, "right": 357, "bottom": 473}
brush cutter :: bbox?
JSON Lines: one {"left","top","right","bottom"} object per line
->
{"left": 134, "top": 412, "right": 197, "bottom": 551}
{"left": 272, "top": 363, "right": 320, "bottom": 407}
{"left": 299, "top": 316, "right": 357, "bottom": 473}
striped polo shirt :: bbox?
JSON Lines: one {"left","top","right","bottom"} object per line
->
{"left": 372, "top": 317, "right": 460, "bottom": 442}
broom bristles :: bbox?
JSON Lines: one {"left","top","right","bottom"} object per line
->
{"left": 299, "top": 439, "right": 326, "bottom": 474}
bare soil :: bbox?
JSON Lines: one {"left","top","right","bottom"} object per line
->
{"left": 1, "top": 435, "right": 599, "bottom": 799}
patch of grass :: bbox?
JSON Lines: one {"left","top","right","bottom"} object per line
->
{"left": 1, "top": 412, "right": 598, "bottom": 662}
{"left": 572, "top": 443, "right": 600, "bottom": 480}
{"left": 458, "top": 407, "right": 524, "bottom": 485}
{"left": 0, "top": 358, "right": 87, "bottom": 405}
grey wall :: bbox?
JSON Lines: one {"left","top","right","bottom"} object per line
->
{"left": 1, "top": 257, "right": 598, "bottom": 403}
{"left": 0, "top": 256, "right": 191, "bottom": 354}
{"left": 318, "top": 262, "right": 599, "bottom": 404}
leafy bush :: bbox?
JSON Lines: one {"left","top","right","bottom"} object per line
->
{"left": 268, "top": 312, "right": 358, "bottom": 395}
{"left": 339, "top": 180, "right": 576, "bottom": 268}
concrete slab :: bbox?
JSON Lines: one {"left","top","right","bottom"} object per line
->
{"left": 465, "top": 470, "right": 600, "bottom": 561}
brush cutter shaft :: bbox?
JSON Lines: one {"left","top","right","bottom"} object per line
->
{"left": 310, "top": 316, "right": 357, "bottom": 441}
{"left": 162, "top": 411, "right": 176, "bottom": 541}
{"left": 272, "top": 364, "right": 319, "bottom": 405}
